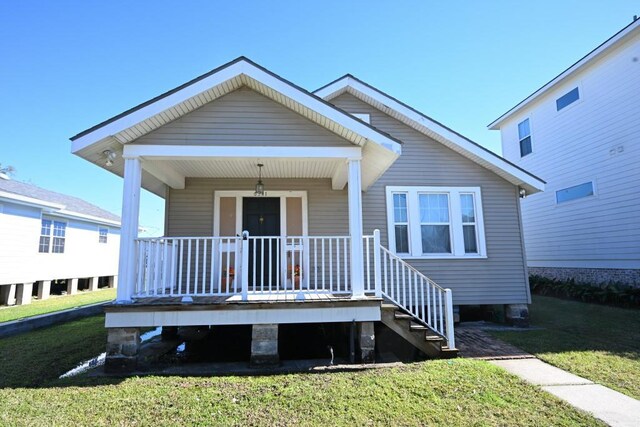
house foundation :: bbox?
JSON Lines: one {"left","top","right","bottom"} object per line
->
{"left": 250, "top": 324, "right": 279, "bottom": 367}
{"left": 105, "top": 327, "right": 140, "bottom": 373}
{"left": 67, "top": 278, "right": 79, "bottom": 295}
{"left": 16, "top": 282, "right": 33, "bottom": 305}
{"left": 504, "top": 304, "right": 529, "bottom": 327}
{"left": 89, "top": 277, "right": 100, "bottom": 291}
{"left": 37, "top": 280, "right": 51, "bottom": 300}
{"left": 358, "top": 321, "right": 375, "bottom": 363}
{"left": 1, "top": 284, "right": 16, "bottom": 306}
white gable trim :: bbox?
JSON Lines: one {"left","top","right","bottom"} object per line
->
{"left": 315, "top": 77, "right": 545, "bottom": 193}
{"left": 71, "top": 59, "right": 401, "bottom": 157}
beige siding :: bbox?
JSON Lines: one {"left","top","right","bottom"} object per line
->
{"left": 331, "top": 93, "right": 529, "bottom": 305}
{"left": 137, "top": 87, "right": 352, "bottom": 147}
{"left": 164, "top": 92, "right": 530, "bottom": 306}
{"left": 166, "top": 178, "right": 348, "bottom": 238}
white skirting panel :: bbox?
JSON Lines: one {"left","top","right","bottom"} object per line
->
{"left": 105, "top": 306, "right": 381, "bottom": 328}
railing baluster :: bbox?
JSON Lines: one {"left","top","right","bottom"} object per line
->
{"left": 194, "top": 239, "right": 200, "bottom": 295}
{"left": 209, "top": 239, "right": 215, "bottom": 294}
{"left": 202, "top": 239, "right": 207, "bottom": 295}
{"left": 314, "top": 238, "right": 318, "bottom": 292}
{"left": 170, "top": 240, "right": 176, "bottom": 296}
{"left": 178, "top": 240, "right": 184, "bottom": 296}
{"left": 329, "top": 239, "right": 333, "bottom": 292}
{"left": 343, "top": 237, "right": 348, "bottom": 293}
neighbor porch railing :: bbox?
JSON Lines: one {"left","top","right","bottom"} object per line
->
{"left": 133, "top": 229, "right": 455, "bottom": 347}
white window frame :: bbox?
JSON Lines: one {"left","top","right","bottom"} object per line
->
{"left": 517, "top": 118, "right": 532, "bottom": 157}
{"left": 555, "top": 86, "right": 581, "bottom": 112}
{"left": 386, "top": 186, "right": 487, "bottom": 259}
{"left": 99, "top": 227, "right": 108, "bottom": 244}
{"left": 554, "top": 180, "right": 596, "bottom": 205}
{"left": 39, "top": 217, "right": 67, "bottom": 254}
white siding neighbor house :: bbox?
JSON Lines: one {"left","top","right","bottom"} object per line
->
{"left": 70, "top": 57, "right": 543, "bottom": 371}
{"left": 0, "top": 176, "right": 120, "bottom": 306}
{"left": 489, "top": 18, "right": 640, "bottom": 286}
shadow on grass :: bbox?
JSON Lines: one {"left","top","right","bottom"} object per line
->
{"left": 494, "top": 295, "right": 640, "bottom": 356}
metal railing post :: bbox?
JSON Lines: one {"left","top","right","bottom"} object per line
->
{"left": 373, "top": 229, "right": 382, "bottom": 298}
{"left": 241, "top": 230, "right": 249, "bottom": 301}
{"left": 444, "top": 289, "right": 456, "bottom": 349}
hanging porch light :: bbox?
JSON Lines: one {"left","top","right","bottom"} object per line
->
{"left": 254, "top": 163, "right": 265, "bottom": 196}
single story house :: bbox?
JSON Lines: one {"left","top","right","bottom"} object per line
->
{"left": 0, "top": 176, "right": 120, "bottom": 306}
{"left": 70, "top": 58, "right": 544, "bottom": 371}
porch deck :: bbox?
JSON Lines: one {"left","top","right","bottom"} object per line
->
{"left": 125, "top": 292, "right": 375, "bottom": 306}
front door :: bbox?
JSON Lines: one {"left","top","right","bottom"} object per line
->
{"left": 242, "top": 197, "right": 280, "bottom": 288}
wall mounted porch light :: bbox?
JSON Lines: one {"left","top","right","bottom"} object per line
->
{"left": 103, "top": 150, "right": 117, "bottom": 167}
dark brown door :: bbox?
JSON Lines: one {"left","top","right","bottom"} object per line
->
{"left": 242, "top": 197, "right": 280, "bottom": 288}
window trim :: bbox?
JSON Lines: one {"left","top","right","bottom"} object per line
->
{"left": 555, "top": 86, "right": 581, "bottom": 111}
{"left": 39, "top": 218, "right": 67, "bottom": 254}
{"left": 555, "top": 180, "right": 596, "bottom": 205}
{"left": 99, "top": 227, "right": 108, "bottom": 244}
{"left": 386, "top": 186, "right": 487, "bottom": 259}
{"left": 517, "top": 118, "right": 532, "bottom": 157}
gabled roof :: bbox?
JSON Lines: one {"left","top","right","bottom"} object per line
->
{"left": 314, "top": 75, "right": 545, "bottom": 194}
{"left": 71, "top": 56, "right": 402, "bottom": 155}
{"left": 0, "top": 178, "right": 120, "bottom": 225}
{"left": 488, "top": 18, "right": 640, "bottom": 130}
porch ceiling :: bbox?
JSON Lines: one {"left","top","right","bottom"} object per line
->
{"left": 151, "top": 158, "right": 342, "bottom": 180}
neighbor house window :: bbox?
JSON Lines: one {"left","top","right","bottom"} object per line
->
{"left": 99, "top": 228, "right": 108, "bottom": 243}
{"left": 386, "top": 187, "right": 486, "bottom": 258}
{"left": 556, "top": 87, "right": 580, "bottom": 111}
{"left": 39, "top": 219, "right": 52, "bottom": 253}
{"left": 39, "top": 219, "right": 66, "bottom": 253}
{"left": 518, "top": 118, "right": 532, "bottom": 157}
{"left": 556, "top": 181, "right": 594, "bottom": 204}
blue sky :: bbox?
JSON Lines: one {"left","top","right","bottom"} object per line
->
{"left": 1, "top": 1, "right": 636, "bottom": 235}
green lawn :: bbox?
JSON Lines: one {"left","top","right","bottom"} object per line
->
{"left": 0, "top": 315, "right": 602, "bottom": 426}
{"left": 0, "top": 288, "right": 115, "bottom": 323}
{"left": 493, "top": 295, "right": 640, "bottom": 400}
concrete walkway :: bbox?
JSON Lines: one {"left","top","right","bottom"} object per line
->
{"left": 491, "top": 359, "right": 640, "bottom": 427}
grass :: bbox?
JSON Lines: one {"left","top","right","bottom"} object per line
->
{"left": 0, "top": 288, "right": 115, "bottom": 323}
{"left": 0, "top": 315, "right": 109, "bottom": 387}
{"left": 493, "top": 295, "right": 640, "bottom": 400}
{"left": 0, "top": 315, "right": 602, "bottom": 426}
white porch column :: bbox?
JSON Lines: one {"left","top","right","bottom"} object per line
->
{"left": 348, "top": 158, "right": 365, "bottom": 299}
{"left": 116, "top": 157, "right": 142, "bottom": 303}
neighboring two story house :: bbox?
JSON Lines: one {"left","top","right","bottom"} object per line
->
{"left": 70, "top": 58, "right": 544, "bottom": 370}
{"left": 0, "top": 176, "right": 121, "bottom": 306}
{"left": 489, "top": 18, "right": 640, "bottom": 286}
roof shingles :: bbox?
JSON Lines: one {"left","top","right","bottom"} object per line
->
{"left": 0, "top": 178, "right": 120, "bottom": 223}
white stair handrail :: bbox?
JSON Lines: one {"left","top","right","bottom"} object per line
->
{"left": 372, "top": 229, "right": 455, "bottom": 349}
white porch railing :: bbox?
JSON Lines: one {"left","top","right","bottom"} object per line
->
{"left": 133, "top": 234, "right": 355, "bottom": 298}
{"left": 133, "top": 229, "right": 455, "bottom": 348}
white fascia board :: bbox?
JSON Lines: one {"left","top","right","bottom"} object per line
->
{"left": 72, "top": 59, "right": 402, "bottom": 157}
{"left": 488, "top": 20, "right": 640, "bottom": 130}
{"left": 316, "top": 77, "right": 544, "bottom": 193}
{"left": 0, "top": 191, "right": 65, "bottom": 210}
{"left": 123, "top": 144, "right": 362, "bottom": 160}
{"left": 45, "top": 209, "right": 121, "bottom": 227}
{"left": 71, "top": 61, "right": 247, "bottom": 154}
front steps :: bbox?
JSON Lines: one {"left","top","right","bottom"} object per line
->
{"left": 381, "top": 304, "right": 458, "bottom": 359}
